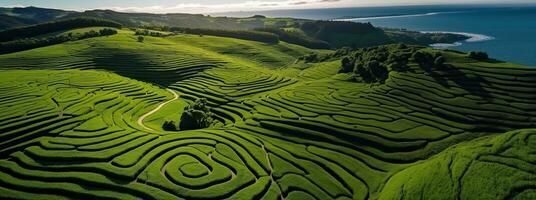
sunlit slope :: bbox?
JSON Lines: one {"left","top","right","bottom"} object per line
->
{"left": 0, "top": 70, "right": 172, "bottom": 157}
{"left": 0, "top": 28, "right": 318, "bottom": 86}
{"left": 0, "top": 29, "right": 535, "bottom": 199}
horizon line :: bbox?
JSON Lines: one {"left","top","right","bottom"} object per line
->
{"left": 2, "top": 2, "right": 536, "bottom": 15}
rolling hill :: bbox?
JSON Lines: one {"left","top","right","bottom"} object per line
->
{"left": 0, "top": 7, "right": 468, "bottom": 49}
{"left": 0, "top": 25, "right": 534, "bottom": 199}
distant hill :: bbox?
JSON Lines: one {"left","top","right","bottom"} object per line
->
{"left": 0, "top": 6, "right": 74, "bottom": 25}
{"left": 0, "top": 6, "right": 469, "bottom": 50}
{"left": 0, "top": 14, "right": 38, "bottom": 30}
{"left": 0, "top": 6, "right": 304, "bottom": 30}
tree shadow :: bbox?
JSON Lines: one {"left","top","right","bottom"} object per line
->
{"left": 81, "top": 48, "right": 222, "bottom": 87}
{"left": 418, "top": 63, "right": 493, "bottom": 100}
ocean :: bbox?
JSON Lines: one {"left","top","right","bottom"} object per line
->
{"left": 219, "top": 5, "right": 536, "bottom": 66}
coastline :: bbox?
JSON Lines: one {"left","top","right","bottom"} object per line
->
{"left": 335, "top": 12, "right": 439, "bottom": 21}
{"left": 334, "top": 11, "right": 464, "bottom": 21}
{"left": 421, "top": 31, "right": 495, "bottom": 48}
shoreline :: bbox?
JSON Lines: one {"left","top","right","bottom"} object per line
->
{"left": 335, "top": 11, "right": 464, "bottom": 21}
{"left": 335, "top": 12, "right": 439, "bottom": 21}
{"left": 421, "top": 31, "right": 495, "bottom": 48}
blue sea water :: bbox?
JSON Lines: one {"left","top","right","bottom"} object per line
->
{"left": 219, "top": 5, "right": 536, "bottom": 66}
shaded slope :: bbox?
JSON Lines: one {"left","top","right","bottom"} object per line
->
{"left": 0, "top": 14, "right": 38, "bottom": 30}
{"left": 378, "top": 129, "right": 536, "bottom": 200}
{"left": 0, "top": 6, "right": 74, "bottom": 30}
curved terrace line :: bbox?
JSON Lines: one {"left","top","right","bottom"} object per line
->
{"left": 137, "top": 88, "right": 180, "bottom": 132}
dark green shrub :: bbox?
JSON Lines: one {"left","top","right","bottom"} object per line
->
{"left": 386, "top": 53, "right": 409, "bottom": 72}
{"left": 360, "top": 60, "right": 389, "bottom": 83}
{"left": 179, "top": 98, "right": 215, "bottom": 130}
{"left": 162, "top": 120, "right": 177, "bottom": 131}
{"left": 340, "top": 56, "right": 354, "bottom": 73}
{"left": 99, "top": 28, "right": 117, "bottom": 36}
{"left": 412, "top": 51, "right": 446, "bottom": 68}
{"left": 411, "top": 51, "right": 426, "bottom": 63}
{"left": 302, "top": 53, "right": 318, "bottom": 63}
{"left": 468, "top": 51, "right": 489, "bottom": 61}
{"left": 137, "top": 35, "right": 144, "bottom": 42}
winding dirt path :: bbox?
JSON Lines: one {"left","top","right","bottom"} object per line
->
{"left": 137, "top": 89, "right": 179, "bottom": 132}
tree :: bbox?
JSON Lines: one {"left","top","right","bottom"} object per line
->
{"left": 468, "top": 51, "right": 488, "bottom": 61}
{"left": 99, "top": 28, "right": 117, "bottom": 36}
{"left": 162, "top": 120, "right": 177, "bottom": 131}
{"left": 340, "top": 56, "right": 354, "bottom": 73}
{"left": 411, "top": 51, "right": 426, "bottom": 63}
{"left": 137, "top": 35, "right": 144, "bottom": 42}
{"left": 303, "top": 53, "right": 318, "bottom": 63}
{"left": 386, "top": 53, "right": 409, "bottom": 72}
{"left": 179, "top": 98, "right": 215, "bottom": 130}
{"left": 369, "top": 61, "right": 389, "bottom": 83}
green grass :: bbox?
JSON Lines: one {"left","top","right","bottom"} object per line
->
{"left": 377, "top": 129, "right": 536, "bottom": 200}
{"left": 144, "top": 98, "right": 189, "bottom": 132}
{"left": 0, "top": 27, "right": 535, "bottom": 199}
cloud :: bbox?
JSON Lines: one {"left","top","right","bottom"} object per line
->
{"left": 98, "top": 0, "right": 346, "bottom": 14}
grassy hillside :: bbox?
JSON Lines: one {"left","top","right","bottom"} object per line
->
{"left": 0, "top": 27, "right": 534, "bottom": 199}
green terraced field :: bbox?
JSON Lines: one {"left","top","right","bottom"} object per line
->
{"left": 0, "top": 28, "right": 535, "bottom": 200}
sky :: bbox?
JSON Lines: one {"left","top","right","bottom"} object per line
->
{"left": 1, "top": 0, "right": 534, "bottom": 13}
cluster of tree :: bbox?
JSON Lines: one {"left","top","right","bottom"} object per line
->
{"left": 340, "top": 47, "right": 392, "bottom": 83}
{"left": 72, "top": 28, "right": 117, "bottom": 40}
{"left": 411, "top": 51, "right": 446, "bottom": 69}
{"left": 0, "top": 28, "right": 117, "bottom": 54}
{"left": 134, "top": 29, "right": 167, "bottom": 37}
{"left": 97, "top": 28, "right": 118, "bottom": 36}
{"left": 254, "top": 27, "right": 331, "bottom": 49}
{"left": 340, "top": 44, "right": 446, "bottom": 83}
{"left": 163, "top": 98, "right": 215, "bottom": 131}
{"left": 169, "top": 27, "right": 279, "bottom": 44}
{"left": 297, "top": 53, "right": 321, "bottom": 63}
{"left": 468, "top": 51, "right": 489, "bottom": 61}
{"left": 0, "top": 17, "right": 122, "bottom": 42}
